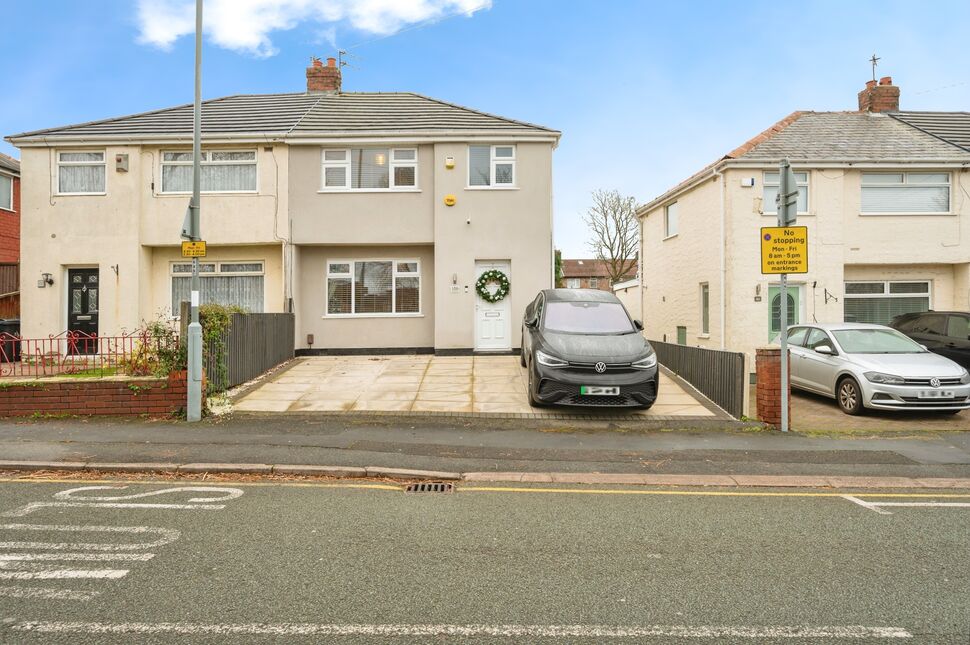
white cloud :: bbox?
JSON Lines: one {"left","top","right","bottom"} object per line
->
{"left": 136, "top": 0, "right": 491, "bottom": 57}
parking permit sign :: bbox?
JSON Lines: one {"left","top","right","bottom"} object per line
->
{"left": 760, "top": 226, "right": 808, "bottom": 274}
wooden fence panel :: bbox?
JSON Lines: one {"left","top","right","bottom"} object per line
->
{"left": 649, "top": 340, "right": 746, "bottom": 419}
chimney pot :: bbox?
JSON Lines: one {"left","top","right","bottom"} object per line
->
{"left": 865, "top": 80, "right": 877, "bottom": 89}
{"left": 327, "top": 57, "right": 337, "bottom": 68}
{"left": 312, "top": 57, "right": 323, "bottom": 68}
{"left": 879, "top": 75, "right": 892, "bottom": 86}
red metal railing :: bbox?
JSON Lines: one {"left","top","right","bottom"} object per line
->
{"left": 0, "top": 329, "right": 179, "bottom": 379}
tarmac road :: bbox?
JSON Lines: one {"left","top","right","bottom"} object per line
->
{"left": 0, "top": 478, "right": 968, "bottom": 644}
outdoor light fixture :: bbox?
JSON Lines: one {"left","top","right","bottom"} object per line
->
{"left": 38, "top": 273, "right": 54, "bottom": 288}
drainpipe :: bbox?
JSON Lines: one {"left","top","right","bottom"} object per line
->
{"left": 713, "top": 165, "right": 727, "bottom": 349}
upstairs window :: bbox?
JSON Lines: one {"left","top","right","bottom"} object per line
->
{"left": 468, "top": 145, "right": 515, "bottom": 187}
{"left": 321, "top": 148, "right": 418, "bottom": 190}
{"left": 57, "top": 151, "right": 105, "bottom": 194}
{"left": 327, "top": 260, "right": 421, "bottom": 316}
{"left": 861, "top": 172, "right": 949, "bottom": 214}
{"left": 763, "top": 171, "right": 809, "bottom": 214}
{"left": 0, "top": 174, "right": 11, "bottom": 211}
{"left": 664, "top": 202, "right": 678, "bottom": 238}
{"left": 161, "top": 150, "right": 257, "bottom": 193}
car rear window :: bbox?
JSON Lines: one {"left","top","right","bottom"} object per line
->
{"left": 543, "top": 301, "right": 634, "bottom": 334}
{"left": 947, "top": 315, "right": 970, "bottom": 340}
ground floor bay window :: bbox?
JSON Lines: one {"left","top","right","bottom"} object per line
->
{"left": 844, "top": 280, "right": 930, "bottom": 324}
{"left": 327, "top": 260, "right": 420, "bottom": 316}
{"left": 171, "top": 261, "right": 265, "bottom": 315}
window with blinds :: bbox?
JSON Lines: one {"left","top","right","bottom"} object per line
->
{"left": 861, "top": 172, "right": 949, "bottom": 214}
{"left": 321, "top": 148, "right": 417, "bottom": 190}
{"left": 843, "top": 280, "right": 930, "bottom": 324}
{"left": 468, "top": 145, "right": 515, "bottom": 187}
{"left": 161, "top": 150, "right": 257, "bottom": 193}
{"left": 170, "top": 261, "right": 264, "bottom": 316}
{"left": 0, "top": 174, "right": 11, "bottom": 210}
{"left": 326, "top": 260, "right": 421, "bottom": 315}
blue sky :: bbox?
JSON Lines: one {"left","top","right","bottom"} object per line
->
{"left": 2, "top": 0, "right": 969, "bottom": 257}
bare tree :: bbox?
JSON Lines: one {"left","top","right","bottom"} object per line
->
{"left": 583, "top": 189, "right": 639, "bottom": 284}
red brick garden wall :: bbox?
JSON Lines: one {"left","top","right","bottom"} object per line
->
{"left": 0, "top": 372, "right": 190, "bottom": 417}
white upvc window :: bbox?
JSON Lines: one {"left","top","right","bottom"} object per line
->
{"left": 326, "top": 259, "right": 421, "bottom": 316}
{"left": 468, "top": 145, "right": 516, "bottom": 187}
{"left": 320, "top": 148, "right": 418, "bottom": 191}
{"left": 589, "top": 277, "right": 599, "bottom": 289}
{"left": 762, "top": 170, "right": 809, "bottom": 214}
{"left": 170, "top": 261, "right": 264, "bottom": 316}
{"left": 57, "top": 151, "right": 105, "bottom": 195}
{"left": 160, "top": 150, "right": 257, "bottom": 193}
{"left": 664, "top": 201, "right": 678, "bottom": 238}
{"left": 700, "top": 283, "right": 710, "bottom": 335}
{"left": 861, "top": 172, "right": 950, "bottom": 214}
{"left": 843, "top": 280, "right": 931, "bottom": 325}
{"left": 0, "top": 173, "right": 12, "bottom": 211}
{"left": 565, "top": 278, "right": 580, "bottom": 289}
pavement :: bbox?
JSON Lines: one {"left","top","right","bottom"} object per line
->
{"left": 233, "top": 355, "right": 720, "bottom": 420}
{"left": 0, "top": 478, "right": 968, "bottom": 643}
{"left": 1, "top": 415, "right": 970, "bottom": 481}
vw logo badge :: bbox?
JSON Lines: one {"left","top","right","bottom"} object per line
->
{"left": 930, "top": 377, "right": 941, "bottom": 388}
{"left": 594, "top": 362, "right": 607, "bottom": 373}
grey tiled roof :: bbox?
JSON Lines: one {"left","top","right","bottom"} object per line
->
{"left": 891, "top": 111, "right": 970, "bottom": 152}
{"left": 6, "top": 92, "right": 558, "bottom": 142}
{"left": 0, "top": 152, "right": 18, "bottom": 174}
{"left": 738, "top": 112, "right": 970, "bottom": 162}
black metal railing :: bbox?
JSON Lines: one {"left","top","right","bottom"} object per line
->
{"left": 649, "top": 340, "right": 746, "bottom": 418}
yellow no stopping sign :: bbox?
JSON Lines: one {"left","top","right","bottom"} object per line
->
{"left": 760, "top": 226, "right": 807, "bottom": 274}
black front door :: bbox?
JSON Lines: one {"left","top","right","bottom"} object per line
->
{"left": 67, "top": 268, "right": 99, "bottom": 355}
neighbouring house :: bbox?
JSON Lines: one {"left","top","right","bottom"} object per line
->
{"left": 5, "top": 58, "right": 559, "bottom": 353}
{"left": 560, "top": 259, "right": 636, "bottom": 291}
{"left": 637, "top": 76, "right": 970, "bottom": 373}
{"left": 612, "top": 277, "right": 641, "bottom": 319}
{"left": 0, "top": 153, "right": 20, "bottom": 318}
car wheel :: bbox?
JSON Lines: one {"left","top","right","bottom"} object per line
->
{"left": 527, "top": 363, "right": 544, "bottom": 408}
{"left": 836, "top": 377, "right": 864, "bottom": 415}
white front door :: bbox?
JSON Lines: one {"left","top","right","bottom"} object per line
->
{"left": 474, "top": 260, "right": 511, "bottom": 351}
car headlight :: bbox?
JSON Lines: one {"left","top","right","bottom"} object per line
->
{"left": 535, "top": 350, "right": 568, "bottom": 368}
{"left": 961, "top": 369, "right": 970, "bottom": 385}
{"left": 864, "top": 371, "right": 905, "bottom": 385}
{"left": 631, "top": 354, "right": 657, "bottom": 369}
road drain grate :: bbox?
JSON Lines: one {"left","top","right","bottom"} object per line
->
{"left": 404, "top": 482, "right": 454, "bottom": 494}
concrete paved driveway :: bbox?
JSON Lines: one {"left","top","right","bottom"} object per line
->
{"left": 234, "top": 355, "right": 720, "bottom": 419}
{"left": 790, "top": 387, "right": 970, "bottom": 433}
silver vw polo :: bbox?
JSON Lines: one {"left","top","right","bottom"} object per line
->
{"left": 785, "top": 323, "right": 970, "bottom": 415}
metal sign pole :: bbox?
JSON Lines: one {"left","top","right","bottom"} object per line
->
{"left": 186, "top": 0, "right": 203, "bottom": 422}
{"left": 776, "top": 158, "right": 798, "bottom": 433}
{"left": 779, "top": 272, "right": 788, "bottom": 433}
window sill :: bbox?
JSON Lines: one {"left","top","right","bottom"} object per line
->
{"left": 0, "top": 207, "right": 14, "bottom": 213}
{"left": 157, "top": 191, "right": 259, "bottom": 197}
{"left": 761, "top": 212, "right": 812, "bottom": 217}
{"left": 55, "top": 192, "right": 107, "bottom": 197}
{"left": 317, "top": 189, "right": 421, "bottom": 194}
{"left": 859, "top": 212, "right": 954, "bottom": 217}
{"left": 662, "top": 234, "right": 678, "bottom": 241}
{"left": 464, "top": 186, "right": 519, "bottom": 191}
{"left": 323, "top": 313, "right": 425, "bottom": 319}
{"left": 697, "top": 333, "right": 711, "bottom": 339}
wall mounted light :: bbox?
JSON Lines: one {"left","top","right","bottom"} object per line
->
{"left": 38, "top": 273, "right": 54, "bottom": 288}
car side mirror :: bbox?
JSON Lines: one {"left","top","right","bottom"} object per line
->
{"left": 815, "top": 344, "right": 835, "bottom": 356}
{"left": 633, "top": 319, "right": 644, "bottom": 331}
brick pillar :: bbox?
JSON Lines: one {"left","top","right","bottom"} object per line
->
{"left": 755, "top": 346, "right": 790, "bottom": 427}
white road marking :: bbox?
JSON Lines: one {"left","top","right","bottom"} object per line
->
{"left": 0, "top": 586, "right": 100, "bottom": 600}
{"left": 0, "top": 524, "right": 180, "bottom": 551}
{"left": 843, "top": 495, "right": 970, "bottom": 515}
{"left": 3, "top": 502, "right": 226, "bottom": 517}
{"left": 52, "top": 486, "right": 244, "bottom": 503}
{"left": 842, "top": 496, "right": 893, "bottom": 515}
{"left": 2, "top": 622, "right": 914, "bottom": 638}
{"left": 0, "top": 569, "right": 128, "bottom": 580}
{"left": 0, "top": 553, "right": 154, "bottom": 562}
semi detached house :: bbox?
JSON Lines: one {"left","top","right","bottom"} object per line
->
{"left": 637, "top": 76, "right": 970, "bottom": 374}
{"left": 6, "top": 59, "right": 559, "bottom": 353}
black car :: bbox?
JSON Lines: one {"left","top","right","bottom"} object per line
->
{"left": 521, "top": 289, "right": 658, "bottom": 408}
{"left": 890, "top": 311, "right": 970, "bottom": 370}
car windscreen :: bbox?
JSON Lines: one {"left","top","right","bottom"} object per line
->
{"left": 543, "top": 301, "right": 635, "bottom": 334}
{"left": 832, "top": 328, "right": 925, "bottom": 354}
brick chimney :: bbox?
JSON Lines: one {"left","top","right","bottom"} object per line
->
{"left": 306, "top": 57, "right": 341, "bottom": 94}
{"left": 858, "top": 76, "right": 899, "bottom": 113}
